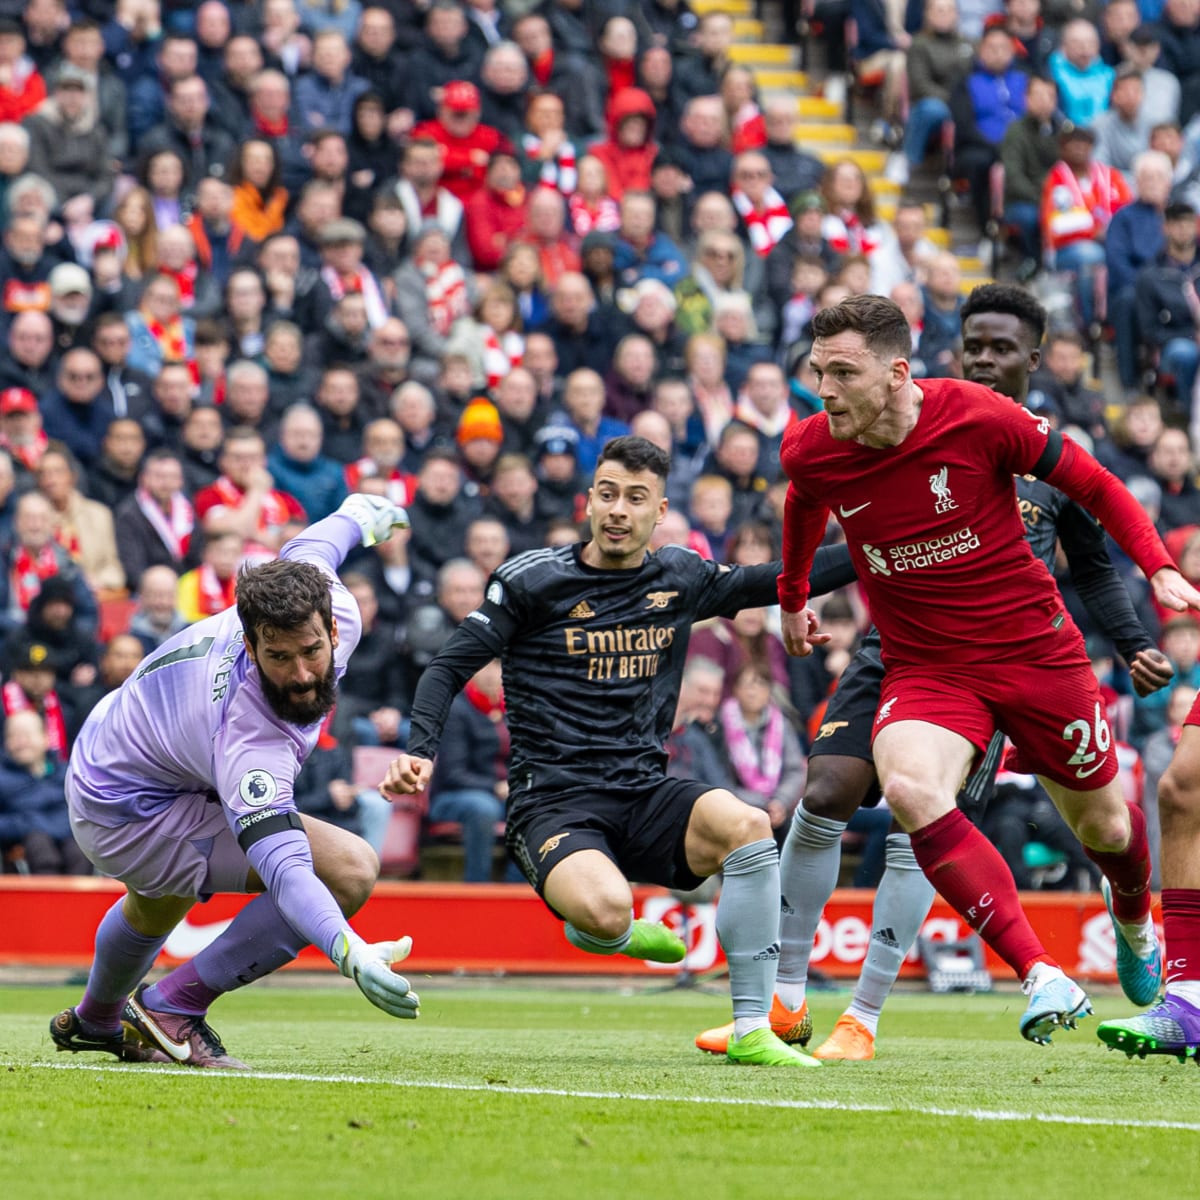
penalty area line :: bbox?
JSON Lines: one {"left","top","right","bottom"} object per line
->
{"left": 29, "top": 1061, "right": 1200, "bottom": 1133}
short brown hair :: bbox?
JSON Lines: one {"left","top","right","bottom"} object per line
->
{"left": 811, "top": 295, "right": 911, "bottom": 363}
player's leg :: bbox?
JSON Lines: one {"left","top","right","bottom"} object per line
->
{"left": 1098, "top": 724, "right": 1200, "bottom": 1058}
{"left": 138, "top": 816, "right": 378, "bottom": 1018}
{"left": 876, "top": 714, "right": 1090, "bottom": 1042}
{"left": 542, "top": 848, "right": 684, "bottom": 962}
{"left": 685, "top": 787, "right": 819, "bottom": 1066}
{"left": 1039, "top": 773, "right": 1161, "bottom": 1006}
{"left": 813, "top": 829, "right": 935, "bottom": 1061}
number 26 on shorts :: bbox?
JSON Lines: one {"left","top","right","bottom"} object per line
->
{"left": 1061, "top": 701, "right": 1111, "bottom": 781}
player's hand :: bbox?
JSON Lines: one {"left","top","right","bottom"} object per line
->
{"left": 380, "top": 754, "right": 433, "bottom": 795}
{"left": 339, "top": 494, "right": 410, "bottom": 547}
{"left": 1130, "top": 648, "right": 1175, "bottom": 697}
{"left": 332, "top": 932, "right": 420, "bottom": 1019}
{"left": 781, "top": 607, "right": 831, "bottom": 657}
{"left": 1151, "top": 567, "right": 1200, "bottom": 615}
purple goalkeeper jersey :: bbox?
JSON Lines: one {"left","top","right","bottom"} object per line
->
{"left": 69, "top": 514, "right": 363, "bottom": 827}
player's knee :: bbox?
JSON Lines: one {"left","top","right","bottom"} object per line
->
{"left": 571, "top": 893, "right": 633, "bottom": 941}
{"left": 1072, "top": 806, "right": 1130, "bottom": 854}
{"left": 728, "top": 803, "right": 772, "bottom": 851}
{"left": 327, "top": 842, "right": 380, "bottom": 916}
{"left": 880, "top": 772, "right": 943, "bottom": 826}
{"left": 803, "top": 769, "right": 865, "bottom": 822}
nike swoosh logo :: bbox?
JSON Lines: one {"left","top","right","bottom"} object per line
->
{"left": 127, "top": 996, "right": 193, "bottom": 1061}
{"left": 1075, "top": 760, "right": 1107, "bottom": 780}
{"left": 838, "top": 502, "right": 871, "bottom": 517}
{"left": 163, "top": 915, "right": 233, "bottom": 960}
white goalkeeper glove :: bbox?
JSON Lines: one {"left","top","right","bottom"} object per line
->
{"left": 339, "top": 494, "right": 410, "bottom": 548}
{"left": 332, "top": 931, "right": 421, "bottom": 1019}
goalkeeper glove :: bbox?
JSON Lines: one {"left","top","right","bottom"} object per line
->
{"left": 339, "top": 494, "right": 410, "bottom": 548}
{"left": 332, "top": 931, "right": 421, "bottom": 1019}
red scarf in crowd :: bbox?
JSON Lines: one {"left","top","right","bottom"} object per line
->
{"left": 732, "top": 185, "right": 793, "bottom": 257}
{"left": 464, "top": 679, "right": 510, "bottom": 768}
{"left": 822, "top": 210, "right": 881, "bottom": 259}
{"left": 522, "top": 134, "right": 578, "bottom": 195}
{"left": 196, "top": 563, "right": 237, "bottom": 616}
{"left": 0, "top": 429, "right": 47, "bottom": 474}
{"left": 254, "top": 110, "right": 289, "bottom": 138}
{"left": 422, "top": 259, "right": 469, "bottom": 336}
{"left": 212, "top": 476, "right": 290, "bottom": 535}
{"left": 568, "top": 192, "right": 620, "bottom": 237}
{"left": 11, "top": 547, "right": 61, "bottom": 613}
{"left": 344, "top": 460, "right": 417, "bottom": 507}
{"left": 605, "top": 57, "right": 637, "bottom": 98}
{"left": 531, "top": 49, "right": 554, "bottom": 86}
{"left": 3, "top": 682, "right": 67, "bottom": 759}
{"left": 135, "top": 488, "right": 194, "bottom": 560}
{"left": 483, "top": 329, "right": 524, "bottom": 389}
{"left": 319, "top": 264, "right": 389, "bottom": 328}
{"left": 159, "top": 262, "right": 197, "bottom": 307}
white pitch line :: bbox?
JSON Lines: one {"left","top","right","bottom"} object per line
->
{"left": 29, "top": 1061, "right": 1200, "bottom": 1133}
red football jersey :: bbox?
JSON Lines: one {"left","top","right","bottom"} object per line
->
{"left": 780, "top": 378, "right": 1173, "bottom": 667}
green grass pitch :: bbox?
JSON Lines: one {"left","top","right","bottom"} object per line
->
{"left": 4, "top": 980, "right": 1198, "bottom": 1200}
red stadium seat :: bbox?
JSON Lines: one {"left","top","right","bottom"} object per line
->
{"left": 352, "top": 746, "right": 424, "bottom": 879}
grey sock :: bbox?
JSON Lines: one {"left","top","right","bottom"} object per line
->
{"left": 777, "top": 803, "right": 847, "bottom": 992}
{"left": 717, "top": 838, "right": 782, "bottom": 1022}
{"left": 564, "top": 921, "right": 631, "bottom": 955}
{"left": 848, "top": 833, "right": 936, "bottom": 1033}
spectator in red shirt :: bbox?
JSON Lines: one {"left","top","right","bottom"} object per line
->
{"left": 0, "top": 19, "right": 47, "bottom": 124}
{"left": 411, "top": 80, "right": 508, "bottom": 204}
{"left": 465, "top": 148, "right": 529, "bottom": 271}
{"left": 520, "top": 186, "right": 581, "bottom": 289}
{"left": 588, "top": 86, "right": 658, "bottom": 202}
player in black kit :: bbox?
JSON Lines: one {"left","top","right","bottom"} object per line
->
{"left": 697, "top": 284, "right": 1176, "bottom": 1062}
{"left": 382, "top": 436, "right": 855, "bottom": 1067}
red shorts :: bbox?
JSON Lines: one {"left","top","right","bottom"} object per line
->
{"left": 1185, "top": 693, "right": 1200, "bottom": 728}
{"left": 871, "top": 659, "right": 1118, "bottom": 791}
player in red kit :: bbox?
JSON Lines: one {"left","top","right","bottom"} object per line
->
{"left": 779, "top": 295, "right": 1200, "bottom": 1045}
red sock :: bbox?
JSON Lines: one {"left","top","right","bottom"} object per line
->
{"left": 1083, "top": 802, "right": 1152, "bottom": 923}
{"left": 910, "top": 809, "right": 1055, "bottom": 979}
{"left": 1162, "top": 889, "right": 1200, "bottom": 985}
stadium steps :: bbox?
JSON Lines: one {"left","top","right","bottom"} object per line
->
{"left": 733, "top": 18, "right": 764, "bottom": 39}
{"left": 693, "top": 0, "right": 755, "bottom": 14}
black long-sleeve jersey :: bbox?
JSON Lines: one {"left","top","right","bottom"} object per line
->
{"left": 1015, "top": 475, "right": 1154, "bottom": 664}
{"left": 408, "top": 543, "right": 855, "bottom": 806}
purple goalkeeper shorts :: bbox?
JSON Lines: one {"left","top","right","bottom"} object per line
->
{"left": 67, "top": 779, "right": 251, "bottom": 900}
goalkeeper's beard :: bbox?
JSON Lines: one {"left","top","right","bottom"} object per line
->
{"left": 257, "top": 659, "right": 338, "bottom": 725}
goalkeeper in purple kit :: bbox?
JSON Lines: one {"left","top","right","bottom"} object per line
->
{"left": 50, "top": 496, "right": 417, "bottom": 1069}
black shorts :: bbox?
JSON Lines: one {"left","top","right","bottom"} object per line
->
{"left": 810, "top": 630, "right": 883, "bottom": 764}
{"left": 505, "top": 776, "right": 711, "bottom": 911}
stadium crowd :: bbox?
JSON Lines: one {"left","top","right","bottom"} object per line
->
{"left": 0, "top": 0, "right": 1198, "bottom": 888}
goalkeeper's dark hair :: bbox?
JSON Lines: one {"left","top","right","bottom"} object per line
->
{"left": 596, "top": 435, "right": 671, "bottom": 482}
{"left": 237, "top": 558, "right": 334, "bottom": 650}
{"left": 960, "top": 284, "right": 1047, "bottom": 347}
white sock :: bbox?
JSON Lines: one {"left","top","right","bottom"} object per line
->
{"left": 1022, "top": 961, "right": 1065, "bottom": 991}
{"left": 1166, "top": 980, "right": 1200, "bottom": 1006}
{"left": 733, "top": 1016, "right": 770, "bottom": 1040}
{"left": 843, "top": 1000, "right": 880, "bottom": 1036}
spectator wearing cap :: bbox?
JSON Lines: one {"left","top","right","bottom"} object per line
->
{"left": 411, "top": 79, "right": 508, "bottom": 204}
{"left": 1040, "top": 126, "right": 1131, "bottom": 329}
{"left": 1094, "top": 66, "right": 1154, "bottom": 185}
{"left": 22, "top": 64, "right": 114, "bottom": 210}
{"left": 0, "top": 387, "right": 45, "bottom": 489}
{"left": 465, "top": 149, "right": 529, "bottom": 271}
{"left": 1127, "top": 25, "right": 1180, "bottom": 129}
{"left": 456, "top": 396, "right": 505, "bottom": 496}
{"left": 614, "top": 190, "right": 686, "bottom": 288}
{"left": 765, "top": 191, "right": 838, "bottom": 312}
{"left": 0, "top": 19, "right": 47, "bottom": 124}
{"left": 1135, "top": 200, "right": 1200, "bottom": 405}
{"left": 761, "top": 97, "right": 826, "bottom": 204}
{"left": 55, "top": 20, "right": 125, "bottom": 164}
{"left": 1106, "top": 150, "right": 1172, "bottom": 390}
{"left": 580, "top": 229, "right": 619, "bottom": 306}
{"left": 998, "top": 72, "right": 1061, "bottom": 273}
{"left": 293, "top": 29, "right": 371, "bottom": 137}
{"left": 298, "top": 217, "right": 390, "bottom": 335}
{"left": 532, "top": 425, "right": 583, "bottom": 524}
{"left": 1050, "top": 19, "right": 1115, "bottom": 128}
{"left": 46, "top": 264, "right": 94, "bottom": 356}
{"left": 588, "top": 87, "right": 659, "bottom": 201}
